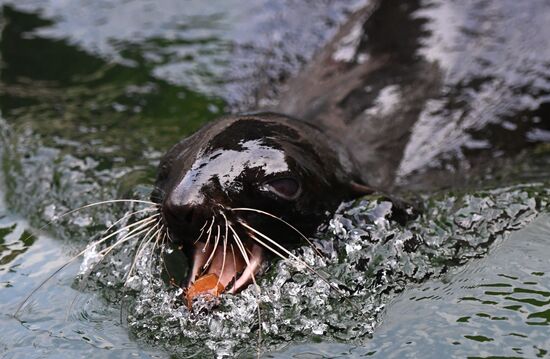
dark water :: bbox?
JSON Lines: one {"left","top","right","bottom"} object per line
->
{"left": 0, "top": 1, "right": 549, "bottom": 358}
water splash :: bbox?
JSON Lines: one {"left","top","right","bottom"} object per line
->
{"left": 80, "top": 183, "right": 549, "bottom": 357}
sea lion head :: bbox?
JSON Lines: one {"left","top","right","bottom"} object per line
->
{"left": 152, "top": 113, "right": 365, "bottom": 296}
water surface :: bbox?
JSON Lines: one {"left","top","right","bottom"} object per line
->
{"left": 0, "top": 1, "right": 549, "bottom": 358}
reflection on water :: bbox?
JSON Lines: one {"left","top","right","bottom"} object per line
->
{"left": 270, "top": 215, "right": 550, "bottom": 357}
{"left": 284, "top": 214, "right": 550, "bottom": 358}
{"left": 1, "top": 0, "right": 366, "bottom": 107}
{"left": 0, "top": 194, "right": 150, "bottom": 358}
{"left": 275, "top": 0, "right": 550, "bottom": 191}
{"left": 400, "top": 0, "right": 550, "bottom": 184}
{"left": 0, "top": 0, "right": 549, "bottom": 358}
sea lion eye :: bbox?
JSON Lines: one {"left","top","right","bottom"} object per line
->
{"left": 262, "top": 177, "right": 301, "bottom": 200}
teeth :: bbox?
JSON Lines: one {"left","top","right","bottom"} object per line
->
{"left": 190, "top": 242, "right": 210, "bottom": 282}
{"left": 189, "top": 241, "right": 264, "bottom": 294}
{"left": 228, "top": 244, "right": 263, "bottom": 293}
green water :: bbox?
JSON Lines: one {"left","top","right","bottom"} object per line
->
{"left": 0, "top": 1, "right": 549, "bottom": 358}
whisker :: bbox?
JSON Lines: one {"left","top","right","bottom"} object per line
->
{"left": 149, "top": 226, "right": 165, "bottom": 271}
{"left": 137, "top": 224, "right": 163, "bottom": 260}
{"left": 98, "top": 217, "right": 160, "bottom": 258}
{"left": 66, "top": 219, "right": 160, "bottom": 319}
{"left": 15, "top": 252, "right": 81, "bottom": 318}
{"left": 80, "top": 218, "right": 161, "bottom": 287}
{"left": 80, "top": 209, "right": 159, "bottom": 276}
{"left": 239, "top": 221, "right": 361, "bottom": 311}
{"left": 231, "top": 229, "right": 261, "bottom": 294}
{"left": 14, "top": 215, "right": 159, "bottom": 318}
{"left": 56, "top": 200, "right": 159, "bottom": 222}
{"left": 229, "top": 225, "right": 263, "bottom": 358}
{"left": 203, "top": 225, "right": 221, "bottom": 271}
{"left": 202, "top": 217, "right": 215, "bottom": 252}
{"left": 232, "top": 207, "right": 324, "bottom": 258}
{"left": 92, "top": 224, "right": 162, "bottom": 287}
{"left": 193, "top": 219, "right": 210, "bottom": 245}
{"left": 227, "top": 225, "right": 262, "bottom": 292}
{"left": 166, "top": 230, "right": 174, "bottom": 243}
{"left": 128, "top": 220, "right": 162, "bottom": 263}
{"left": 255, "top": 296, "right": 262, "bottom": 359}
{"left": 230, "top": 243, "right": 237, "bottom": 285}
{"left": 230, "top": 225, "right": 250, "bottom": 267}
{"left": 159, "top": 232, "right": 176, "bottom": 283}
{"left": 124, "top": 222, "right": 163, "bottom": 284}
{"left": 198, "top": 220, "right": 209, "bottom": 233}
{"left": 152, "top": 225, "right": 163, "bottom": 254}
{"left": 96, "top": 214, "right": 160, "bottom": 249}
{"left": 217, "top": 212, "right": 230, "bottom": 288}
{"left": 81, "top": 217, "right": 160, "bottom": 283}
{"left": 238, "top": 221, "right": 302, "bottom": 265}
{"left": 247, "top": 233, "right": 289, "bottom": 262}
{"left": 124, "top": 229, "right": 160, "bottom": 284}
{"left": 97, "top": 206, "right": 158, "bottom": 241}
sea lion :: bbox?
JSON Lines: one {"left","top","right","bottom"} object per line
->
{"left": 152, "top": 0, "right": 550, "bottom": 300}
{"left": 151, "top": 113, "right": 369, "bottom": 296}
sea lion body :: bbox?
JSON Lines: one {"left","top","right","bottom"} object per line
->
{"left": 273, "top": 0, "right": 550, "bottom": 191}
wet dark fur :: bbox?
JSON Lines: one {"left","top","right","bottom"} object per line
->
{"left": 151, "top": 113, "right": 365, "bottom": 284}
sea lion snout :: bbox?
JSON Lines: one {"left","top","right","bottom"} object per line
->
{"left": 162, "top": 168, "right": 229, "bottom": 244}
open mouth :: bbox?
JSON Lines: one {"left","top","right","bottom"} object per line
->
{"left": 163, "top": 207, "right": 317, "bottom": 309}
{"left": 184, "top": 222, "right": 266, "bottom": 308}
{"left": 190, "top": 241, "right": 265, "bottom": 293}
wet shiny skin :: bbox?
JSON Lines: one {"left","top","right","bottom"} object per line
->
{"left": 153, "top": 113, "right": 361, "bottom": 293}
{"left": 169, "top": 138, "right": 289, "bottom": 208}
